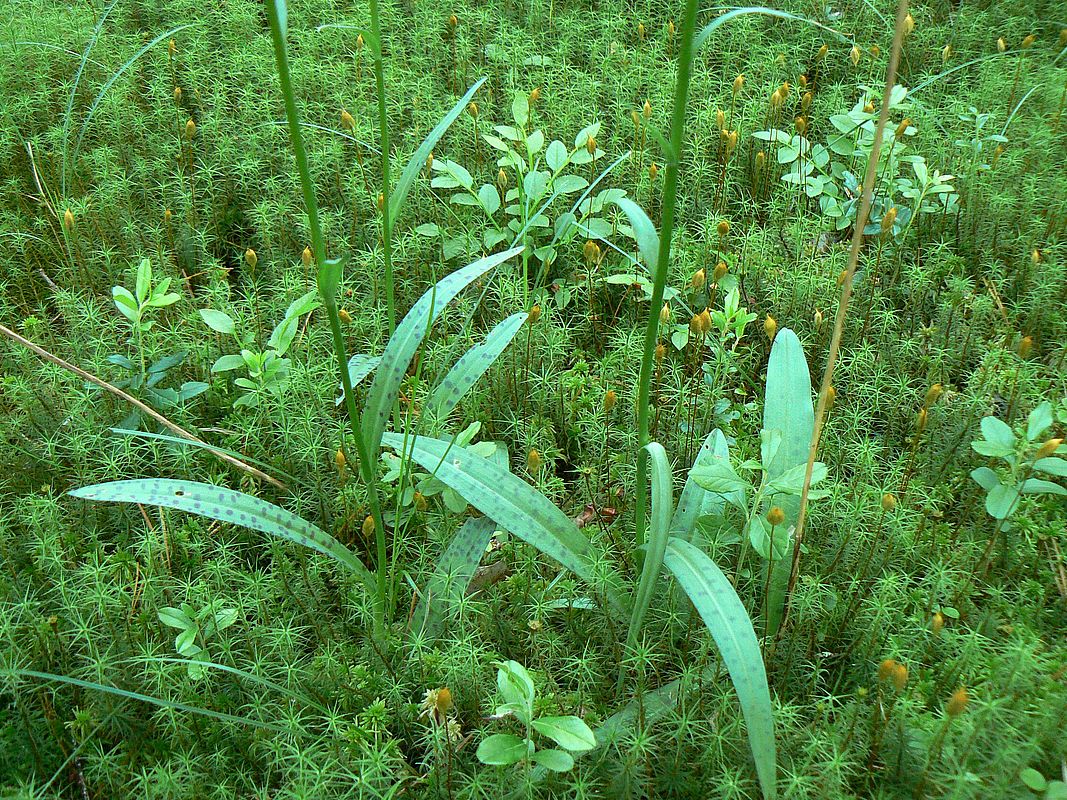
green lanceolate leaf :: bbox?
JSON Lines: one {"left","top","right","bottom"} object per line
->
{"left": 390, "top": 77, "right": 487, "bottom": 222}
{"left": 532, "top": 716, "right": 596, "bottom": 752}
{"left": 662, "top": 537, "right": 776, "bottom": 799}
{"left": 381, "top": 433, "right": 626, "bottom": 616}
{"left": 671, "top": 429, "right": 733, "bottom": 539}
{"left": 761, "top": 328, "right": 814, "bottom": 636}
{"left": 362, "top": 247, "right": 522, "bottom": 457}
{"left": 626, "top": 442, "right": 672, "bottom": 652}
{"left": 413, "top": 516, "right": 496, "bottom": 638}
{"left": 69, "top": 480, "right": 374, "bottom": 594}
{"left": 610, "top": 197, "right": 660, "bottom": 273}
{"left": 477, "top": 733, "right": 528, "bottom": 765}
{"left": 427, "top": 312, "right": 528, "bottom": 418}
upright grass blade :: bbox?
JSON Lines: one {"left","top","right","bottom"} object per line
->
{"left": 69, "top": 479, "right": 375, "bottom": 595}
{"left": 622, "top": 443, "right": 672, "bottom": 675}
{"left": 663, "top": 537, "right": 777, "bottom": 799}
{"left": 426, "top": 311, "right": 528, "bottom": 418}
{"left": 671, "top": 428, "right": 732, "bottom": 538}
{"left": 761, "top": 329, "right": 814, "bottom": 636}
{"left": 390, "top": 78, "right": 487, "bottom": 223}
{"left": 362, "top": 247, "right": 522, "bottom": 457}
{"left": 61, "top": 0, "right": 118, "bottom": 196}
{"left": 413, "top": 516, "right": 496, "bottom": 638}
{"left": 381, "top": 433, "right": 627, "bottom": 616}
{"left": 692, "top": 7, "right": 847, "bottom": 53}
{"left": 69, "top": 24, "right": 197, "bottom": 172}
{"left": 9, "top": 670, "right": 287, "bottom": 732}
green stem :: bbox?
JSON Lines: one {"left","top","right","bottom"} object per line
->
{"left": 634, "top": 0, "right": 699, "bottom": 551}
{"left": 266, "top": 1, "right": 388, "bottom": 628}
{"left": 369, "top": 0, "right": 395, "bottom": 334}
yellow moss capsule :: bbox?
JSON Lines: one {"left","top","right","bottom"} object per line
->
{"left": 881, "top": 493, "right": 897, "bottom": 512}
{"left": 643, "top": 99, "right": 652, "bottom": 119}
{"left": 302, "top": 246, "right": 313, "bottom": 268}
{"left": 825, "top": 386, "right": 837, "bottom": 409}
{"left": 770, "top": 89, "right": 783, "bottom": 110}
{"left": 894, "top": 118, "right": 911, "bottom": 138}
{"left": 655, "top": 343, "right": 666, "bottom": 362}
{"left": 341, "top": 109, "right": 355, "bottom": 131}
{"left": 924, "top": 383, "right": 943, "bottom": 407}
{"left": 436, "top": 686, "right": 453, "bottom": 714}
{"left": 766, "top": 506, "right": 785, "bottom": 526}
{"left": 795, "top": 116, "right": 807, "bottom": 135}
{"left": 648, "top": 162, "right": 659, "bottom": 180}
{"left": 335, "top": 448, "right": 346, "bottom": 471}
{"left": 863, "top": 100, "right": 875, "bottom": 114}
{"left": 733, "top": 74, "right": 744, "bottom": 95}
{"left": 1036, "top": 438, "right": 1063, "bottom": 460}
{"left": 659, "top": 303, "right": 671, "bottom": 325}
{"left": 837, "top": 269, "right": 849, "bottom": 286}
{"left": 339, "top": 308, "right": 353, "bottom": 324}
{"left": 587, "top": 135, "right": 598, "bottom": 156}
{"left": 244, "top": 248, "right": 257, "bottom": 270}
{"left": 637, "top": 22, "right": 646, "bottom": 41}
{"left": 667, "top": 20, "right": 675, "bottom": 37}
{"left": 726, "top": 130, "right": 738, "bottom": 155}
{"left": 604, "top": 390, "right": 617, "bottom": 412}
{"left": 1031, "top": 248, "right": 1040, "bottom": 263}
{"left": 916, "top": 408, "right": 928, "bottom": 433}
{"left": 63, "top": 208, "right": 74, "bottom": 231}
{"left": 631, "top": 109, "right": 641, "bottom": 128}
{"left": 497, "top": 168, "right": 508, "bottom": 190}
{"left": 527, "top": 448, "right": 542, "bottom": 473}
{"left": 169, "top": 39, "right": 177, "bottom": 56}
{"left": 426, "top": 151, "right": 435, "bottom": 176}
{"left": 997, "top": 37, "right": 1006, "bottom": 53}
{"left": 931, "top": 611, "right": 945, "bottom": 635}
{"left": 697, "top": 309, "right": 712, "bottom": 335}
{"left": 716, "top": 108, "right": 726, "bottom": 131}
{"left": 528, "top": 304, "right": 542, "bottom": 323}
{"left": 801, "top": 91, "right": 813, "bottom": 113}
{"left": 690, "top": 268, "right": 706, "bottom": 291}
{"left": 357, "top": 33, "right": 365, "bottom": 50}
{"left": 1021, "top": 34, "right": 1036, "bottom": 49}
{"left": 755, "top": 151, "right": 766, "bottom": 169}
{"left": 583, "top": 239, "right": 601, "bottom": 266}
{"left": 362, "top": 515, "right": 375, "bottom": 539}
{"left": 164, "top": 208, "right": 172, "bottom": 224}
{"left": 174, "top": 86, "right": 182, "bottom": 103}
{"left": 902, "top": 13, "right": 915, "bottom": 37}
{"left": 880, "top": 206, "right": 898, "bottom": 234}
{"left": 467, "top": 101, "right": 478, "bottom": 118}
{"left": 891, "top": 662, "right": 908, "bottom": 691}
{"left": 185, "top": 118, "right": 196, "bottom": 139}
{"left": 529, "top": 87, "right": 542, "bottom": 104}
{"left": 764, "top": 314, "right": 777, "bottom": 341}
{"left": 377, "top": 192, "right": 385, "bottom": 212}
{"left": 942, "top": 44, "right": 953, "bottom": 63}
{"left": 713, "top": 261, "right": 728, "bottom": 283}
{"left": 1018, "top": 336, "right": 1033, "bottom": 358}
{"left": 870, "top": 44, "right": 881, "bottom": 58}
{"left": 414, "top": 491, "right": 428, "bottom": 511}
{"left": 690, "top": 312, "right": 704, "bottom": 335}
{"left": 850, "top": 45, "right": 861, "bottom": 66}
{"left": 816, "top": 44, "right": 828, "bottom": 60}
{"left": 877, "top": 658, "right": 898, "bottom": 682}
{"left": 946, "top": 687, "right": 969, "bottom": 716}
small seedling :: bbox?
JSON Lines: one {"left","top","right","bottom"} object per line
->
{"left": 157, "top": 601, "right": 238, "bottom": 679}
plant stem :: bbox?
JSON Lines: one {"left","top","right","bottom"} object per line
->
{"left": 634, "top": 0, "right": 699, "bottom": 553}
{"left": 265, "top": 2, "right": 388, "bottom": 628}
{"left": 369, "top": 0, "right": 396, "bottom": 334}
{"left": 784, "top": 0, "right": 910, "bottom": 611}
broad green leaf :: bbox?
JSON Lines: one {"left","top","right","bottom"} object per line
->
{"left": 478, "top": 183, "right": 501, "bottom": 216}
{"left": 1026, "top": 402, "right": 1053, "bottom": 441}
{"left": 200, "top": 309, "right": 235, "bottom": 334}
{"left": 112, "top": 286, "right": 139, "bottom": 322}
{"left": 626, "top": 443, "right": 672, "bottom": 652}
{"left": 546, "top": 140, "right": 568, "bottom": 172}
{"left": 532, "top": 716, "right": 596, "bottom": 752}
{"left": 427, "top": 312, "right": 528, "bottom": 418}
{"left": 980, "top": 416, "right": 1016, "bottom": 450}
{"left": 985, "top": 483, "right": 1020, "bottom": 519}
{"left": 477, "top": 733, "right": 528, "bottom": 765}
{"left": 1021, "top": 478, "right": 1067, "bottom": 496}
{"left": 390, "top": 78, "right": 486, "bottom": 221}
{"left": 970, "top": 466, "right": 1000, "bottom": 491}
{"left": 761, "top": 328, "right": 813, "bottom": 636}
{"left": 531, "top": 748, "right": 574, "bottom": 772}
{"left": 381, "top": 433, "right": 626, "bottom": 616}
{"left": 972, "top": 438, "right": 1015, "bottom": 458}
{"left": 497, "top": 660, "right": 535, "bottom": 710}
{"left": 672, "top": 429, "right": 734, "bottom": 538}
{"left": 691, "top": 460, "right": 748, "bottom": 494}
{"left": 610, "top": 197, "right": 659, "bottom": 273}
{"left": 663, "top": 537, "right": 776, "bottom": 799}
{"left": 1034, "top": 458, "right": 1067, "bottom": 478}
{"left": 362, "top": 247, "right": 522, "bottom": 458}
{"left": 158, "top": 607, "right": 193, "bottom": 629}
{"left": 69, "top": 480, "right": 374, "bottom": 595}
{"left": 413, "top": 516, "right": 496, "bottom": 638}
{"left": 212, "top": 354, "right": 246, "bottom": 373}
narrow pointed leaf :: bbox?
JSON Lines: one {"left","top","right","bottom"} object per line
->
{"left": 663, "top": 537, "right": 776, "bottom": 799}
{"left": 694, "top": 7, "right": 845, "bottom": 53}
{"left": 427, "top": 312, "right": 528, "bottom": 417}
{"left": 362, "top": 247, "right": 522, "bottom": 457}
{"left": 381, "top": 433, "right": 626, "bottom": 615}
{"left": 414, "top": 516, "right": 496, "bottom": 638}
{"left": 610, "top": 197, "right": 659, "bottom": 273}
{"left": 761, "top": 328, "right": 813, "bottom": 636}
{"left": 672, "top": 429, "right": 734, "bottom": 538}
{"left": 627, "top": 442, "right": 672, "bottom": 650}
{"left": 69, "top": 480, "right": 374, "bottom": 594}
{"left": 390, "top": 78, "right": 487, "bottom": 221}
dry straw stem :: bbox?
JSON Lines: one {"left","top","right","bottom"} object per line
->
{"left": 784, "top": 0, "right": 911, "bottom": 606}
{"left": 0, "top": 322, "right": 288, "bottom": 491}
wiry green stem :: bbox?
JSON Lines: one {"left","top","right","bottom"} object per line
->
{"left": 265, "top": 1, "right": 388, "bottom": 629}
{"left": 634, "top": 0, "right": 699, "bottom": 552}
{"left": 369, "top": 0, "right": 395, "bottom": 334}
